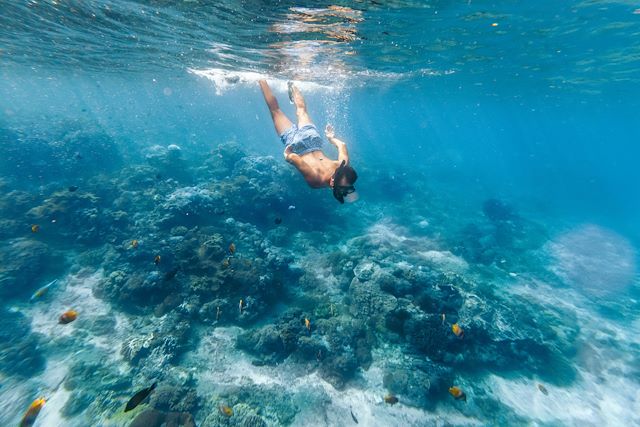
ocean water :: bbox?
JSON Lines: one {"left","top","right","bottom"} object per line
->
{"left": 1, "top": 1, "right": 639, "bottom": 426}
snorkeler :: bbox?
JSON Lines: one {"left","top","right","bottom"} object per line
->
{"left": 258, "top": 80, "right": 358, "bottom": 203}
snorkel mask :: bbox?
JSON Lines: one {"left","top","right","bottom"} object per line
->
{"left": 332, "top": 160, "right": 358, "bottom": 204}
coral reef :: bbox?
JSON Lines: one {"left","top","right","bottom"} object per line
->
{"left": 129, "top": 409, "right": 196, "bottom": 427}
{"left": 96, "top": 270, "right": 180, "bottom": 312}
{"left": 121, "top": 314, "right": 192, "bottom": 368}
{"left": 144, "top": 144, "right": 193, "bottom": 183}
{"left": 62, "top": 358, "right": 132, "bottom": 419}
{"left": 200, "top": 383, "right": 298, "bottom": 427}
{"left": 150, "top": 384, "right": 201, "bottom": 414}
{"left": 382, "top": 355, "right": 453, "bottom": 409}
{"left": 0, "top": 307, "right": 45, "bottom": 377}
{"left": 0, "top": 117, "right": 597, "bottom": 427}
{"left": 199, "top": 141, "right": 247, "bottom": 178}
{"left": 0, "top": 120, "right": 123, "bottom": 186}
{"left": 236, "top": 308, "right": 374, "bottom": 390}
{"left": 159, "top": 185, "right": 222, "bottom": 227}
{"left": 451, "top": 199, "right": 548, "bottom": 267}
{"left": 0, "top": 238, "right": 58, "bottom": 298}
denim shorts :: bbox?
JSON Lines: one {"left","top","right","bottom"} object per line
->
{"left": 279, "top": 124, "right": 323, "bottom": 155}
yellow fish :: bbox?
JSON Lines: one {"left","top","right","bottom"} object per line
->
{"left": 131, "top": 240, "right": 139, "bottom": 248}
{"left": 154, "top": 255, "right": 161, "bottom": 265}
{"left": 228, "top": 242, "right": 236, "bottom": 255}
{"left": 31, "top": 224, "right": 40, "bottom": 233}
{"left": 449, "top": 386, "right": 466, "bottom": 401}
{"left": 219, "top": 404, "right": 233, "bottom": 417}
{"left": 59, "top": 309, "right": 78, "bottom": 324}
{"left": 452, "top": 323, "right": 464, "bottom": 338}
{"left": 32, "top": 289, "right": 46, "bottom": 299}
{"left": 20, "top": 397, "right": 45, "bottom": 427}
{"left": 239, "top": 299, "right": 243, "bottom": 314}
{"left": 384, "top": 394, "right": 399, "bottom": 405}
{"left": 305, "top": 318, "right": 311, "bottom": 331}
{"left": 30, "top": 279, "right": 58, "bottom": 302}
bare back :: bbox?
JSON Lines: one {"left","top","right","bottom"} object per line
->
{"left": 296, "top": 150, "right": 341, "bottom": 188}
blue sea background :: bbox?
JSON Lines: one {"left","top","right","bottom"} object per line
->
{"left": 1, "top": 1, "right": 640, "bottom": 426}
{"left": 4, "top": 71, "right": 638, "bottom": 242}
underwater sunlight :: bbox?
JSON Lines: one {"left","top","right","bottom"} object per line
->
{"left": 1, "top": 1, "right": 639, "bottom": 426}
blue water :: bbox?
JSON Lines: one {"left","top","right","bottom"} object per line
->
{"left": 1, "top": 1, "right": 639, "bottom": 426}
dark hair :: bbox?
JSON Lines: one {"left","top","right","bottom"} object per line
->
{"left": 337, "top": 164, "right": 357, "bottom": 186}
{"left": 332, "top": 161, "right": 358, "bottom": 203}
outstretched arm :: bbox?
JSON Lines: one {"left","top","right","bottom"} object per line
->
{"left": 325, "top": 124, "right": 349, "bottom": 164}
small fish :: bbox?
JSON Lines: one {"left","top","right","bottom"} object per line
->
{"left": 330, "top": 304, "right": 335, "bottom": 317}
{"left": 228, "top": 242, "right": 236, "bottom": 255}
{"left": 222, "top": 258, "right": 230, "bottom": 268}
{"left": 384, "top": 394, "right": 399, "bottom": 405}
{"left": 316, "top": 350, "right": 322, "bottom": 361}
{"left": 154, "top": 255, "right": 161, "bottom": 265}
{"left": 449, "top": 386, "right": 467, "bottom": 401}
{"left": 441, "top": 313, "right": 446, "bottom": 325}
{"left": 68, "top": 186, "right": 79, "bottom": 192}
{"left": 219, "top": 404, "right": 233, "bottom": 417}
{"left": 59, "top": 310, "right": 78, "bottom": 324}
{"left": 537, "top": 383, "right": 549, "bottom": 395}
{"left": 31, "top": 224, "right": 40, "bottom": 233}
{"left": 350, "top": 407, "right": 358, "bottom": 424}
{"left": 304, "top": 318, "right": 311, "bottom": 331}
{"left": 131, "top": 240, "right": 139, "bottom": 249}
{"left": 124, "top": 382, "right": 157, "bottom": 412}
{"left": 239, "top": 299, "right": 244, "bottom": 314}
{"left": 216, "top": 306, "right": 221, "bottom": 321}
{"left": 19, "top": 397, "right": 45, "bottom": 427}
{"left": 274, "top": 217, "right": 282, "bottom": 225}
{"left": 30, "top": 279, "right": 58, "bottom": 302}
{"left": 452, "top": 323, "right": 464, "bottom": 338}
{"left": 288, "top": 205, "right": 296, "bottom": 210}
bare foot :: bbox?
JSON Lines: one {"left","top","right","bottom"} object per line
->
{"left": 287, "top": 81, "right": 295, "bottom": 103}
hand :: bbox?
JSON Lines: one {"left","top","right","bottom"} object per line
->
{"left": 283, "top": 144, "right": 294, "bottom": 161}
{"left": 325, "top": 124, "right": 335, "bottom": 139}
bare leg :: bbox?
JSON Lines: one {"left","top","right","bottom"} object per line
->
{"left": 259, "top": 80, "right": 293, "bottom": 135}
{"left": 290, "top": 83, "right": 313, "bottom": 127}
